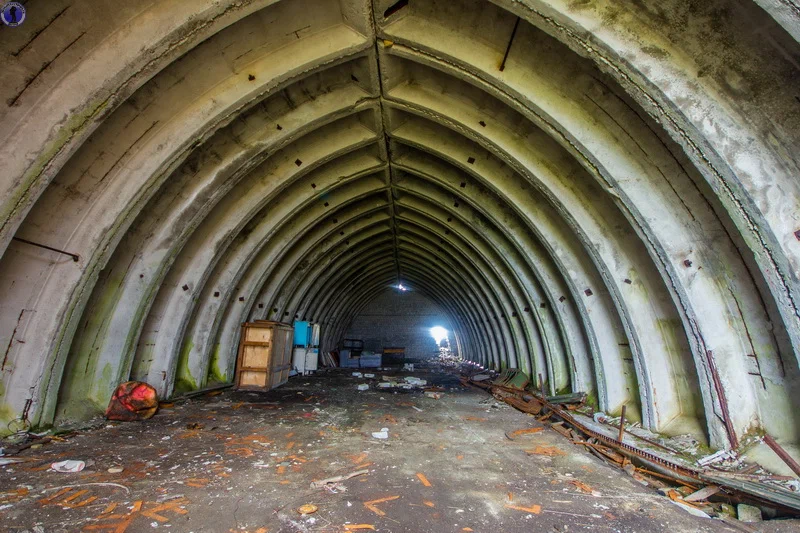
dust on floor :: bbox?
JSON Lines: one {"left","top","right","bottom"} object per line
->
{"left": 1, "top": 369, "right": 796, "bottom": 532}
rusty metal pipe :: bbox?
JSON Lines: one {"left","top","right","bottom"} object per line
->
{"left": 763, "top": 434, "right": 800, "bottom": 478}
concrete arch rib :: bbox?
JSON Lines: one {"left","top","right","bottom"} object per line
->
{"left": 292, "top": 230, "right": 495, "bottom": 367}
{"left": 393, "top": 190, "right": 551, "bottom": 388}
{"left": 0, "top": 0, "right": 368, "bottom": 251}
{"left": 171, "top": 185, "right": 391, "bottom": 394}
{"left": 209, "top": 209, "right": 394, "bottom": 387}
{"left": 57, "top": 113, "right": 383, "bottom": 419}
{"left": 1, "top": 11, "right": 373, "bottom": 428}
{"left": 390, "top": 144, "right": 594, "bottom": 396}
{"left": 321, "top": 271, "right": 476, "bottom": 366}
{"left": 58, "top": 71, "right": 377, "bottom": 419}
{"left": 385, "top": 106, "right": 682, "bottom": 433}
{"left": 315, "top": 259, "right": 484, "bottom": 368}
{"left": 130, "top": 159, "right": 388, "bottom": 397}
{"left": 238, "top": 215, "right": 486, "bottom": 375}
{"left": 318, "top": 273, "right": 472, "bottom": 367}
{"left": 376, "top": 0, "right": 795, "bottom": 446}
{"left": 254, "top": 223, "right": 487, "bottom": 369}
{"left": 393, "top": 172, "right": 569, "bottom": 393}
{"left": 490, "top": 0, "right": 800, "bottom": 364}
{"left": 326, "top": 266, "right": 482, "bottom": 369}
{"left": 299, "top": 225, "right": 506, "bottom": 369}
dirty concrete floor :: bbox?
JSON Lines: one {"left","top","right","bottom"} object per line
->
{"left": 1, "top": 368, "right": 797, "bottom": 532}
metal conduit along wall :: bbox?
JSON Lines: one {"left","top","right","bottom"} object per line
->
{"left": 0, "top": 0, "right": 798, "bottom": 461}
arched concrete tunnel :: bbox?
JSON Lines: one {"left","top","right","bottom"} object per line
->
{"left": 1, "top": 0, "right": 800, "bottom": 501}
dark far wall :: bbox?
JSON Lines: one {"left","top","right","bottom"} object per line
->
{"left": 344, "top": 288, "right": 454, "bottom": 361}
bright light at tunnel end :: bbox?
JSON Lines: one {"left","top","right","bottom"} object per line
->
{"left": 430, "top": 326, "right": 448, "bottom": 344}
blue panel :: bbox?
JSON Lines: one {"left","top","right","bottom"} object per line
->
{"left": 293, "top": 321, "right": 310, "bottom": 346}
{"left": 359, "top": 353, "right": 382, "bottom": 368}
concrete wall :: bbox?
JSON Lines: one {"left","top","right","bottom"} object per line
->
{"left": 343, "top": 288, "right": 452, "bottom": 359}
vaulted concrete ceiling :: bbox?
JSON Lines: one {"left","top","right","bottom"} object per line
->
{"left": 0, "top": 0, "right": 799, "bottom": 459}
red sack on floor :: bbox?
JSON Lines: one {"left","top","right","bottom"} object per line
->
{"left": 105, "top": 381, "right": 159, "bottom": 421}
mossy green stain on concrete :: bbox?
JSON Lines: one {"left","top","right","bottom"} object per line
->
{"left": 207, "top": 344, "right": 228, "bottom": 385}
{"left": 0, "top": 405, "right": 19, "bottom": 437}
{"left": 174, "top": 340, "right": 198, "bottom": 395}
{"left": 57, "top": 268, "right": 129, "bottom": 421}
{"left": 124, "top": 259, "right": 188, "bottom": 380}
{"left": 585, "top": 390, "right": 599, "bottom": 410}
{"left": 0, "top": 382, "right": 11, "bottom": 435}
{"left": 100, "top": 362, "right": 113, "bottom": 394}
{"left": 42, "top": 155, "right": 172, "bottom": 428}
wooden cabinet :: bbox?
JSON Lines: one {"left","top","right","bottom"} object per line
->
{"left": 234, "top": 321, "right": 294, "bottom": 391}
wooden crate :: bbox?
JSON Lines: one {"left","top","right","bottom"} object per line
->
{"left": 234, "top": 321, "right": 294, "bottom": 391}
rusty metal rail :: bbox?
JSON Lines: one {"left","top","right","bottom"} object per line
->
{"left": 463, "top": 376, "right": 800, "bottom": 514}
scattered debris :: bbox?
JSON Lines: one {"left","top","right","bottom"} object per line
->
{"left": 51, "top": 460, "right": 86, "bottom": 473}
{"left": 698, "top": 449, "right": 737, "bottom": 467}
{"left": 737, "top": 503, "right": 763, "bottom": 522}
{"left": 668, "top": 498, "right": 711, "bottom": 518}
{"left": 371, "top": 428, "right": 389, "bottom": 439}
{"left": 545, "top": 392, "right": 587, "bottom": 405}
{"left": 416, "top": 473, "right": 432, "bottom": 487}
{"left": 526, "top": 446, "right": 566, "bottom": 457}
{"left": 493, "top": 369, "right": 529, "bottom": 389}
{"left": 311, "top": 469, "right": 369, "bottom": 489}
{"left": 569, "top": 480, "right": 599, "bottom": 496}
{"left": 105, "top": 381, "right": 158, "bottom": 421}
{"left": 505, "top": 427, "right": 544, "bottom": 440}
{"left": 344, "top": 525, "right": 375, "bottom": 531}
{"left": 364, "top": 495, "right": 400, "bottom": 516}
{"left": 0, "top": 458, "right": 24, "bottom": 466}
{"left": 504, "top": 503, "right": 541, "bottom": 514}
{"left": 297, "top": 504, "right": 318, "bottom": 515}
{"left": 424, "top": 392, "right": 443, "bottom": 400}
{"left": 465, "top": 373, "right": 800, "bottom": 517}
{"left": 684, "top": 485, "right": 720, "bottom": 502}
{"left": 107, "top": 466, "right": 124, "bottom": 474}
{"left": 357, "top": 384, "right": 369, "bottom": 391}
